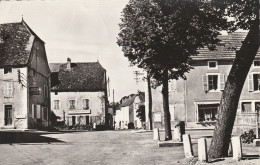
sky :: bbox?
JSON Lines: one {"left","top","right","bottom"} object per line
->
{"left": 0, "top": 0, "right": 145, "bottom": 102}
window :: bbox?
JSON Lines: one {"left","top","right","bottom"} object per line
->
{"left": 32, "top": 104, "right": 41, "bottom": 119}
{"left": 208, "top": 75, "right": 218, "bottom": 90}
{"left": 54, "top": 100, "right": 60, "bottom": 110}
{"left": 69, "top": 100, "right": 76, "bottom": 110}
{"left": 202, "top": 74, "right": 225, "bottom": 92}
{"left": 254, "top": 60, "right": 260, "bottom": 67}
{"left": 3, "top": 81, "right": 13, "bottom": 97}
{"left": 208, "top": 61, "right": 218, "bottom": 69}
{"left": 198, "top": 104, "right": 219, "bottom": 122}
{"left": 255, "top": 102, "right": 260, "bottom": 112}
{"left": 248, "top": 73, "right": 260, "bottom": 91}
{"left": 241, "top": 102, "right": 252, "bottom": 112}
{"left": 4, "top": 68, "right": 12, "bottom": 74}
{"left": 83, "top": 99, "right": 89, "bottom": 110}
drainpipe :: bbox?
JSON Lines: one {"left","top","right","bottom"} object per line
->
{"left": 184, "top": 79, "right": 188, "bottom": 127}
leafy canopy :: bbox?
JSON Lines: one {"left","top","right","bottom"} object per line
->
{"left": 117, "top": 0, "right": 229, "bottom": 85}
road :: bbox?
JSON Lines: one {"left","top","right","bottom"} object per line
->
{"left": 0, "top": 130, "right": 259, "bottom": 165}
{"left": 0, "top": 130, "right": 185, "bottom": 165}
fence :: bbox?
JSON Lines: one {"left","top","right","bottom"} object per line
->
{"left": 233, "top": 112, "right": 260, "bottom": 138}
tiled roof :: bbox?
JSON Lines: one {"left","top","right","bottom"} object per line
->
{"left": 50, "top": 62, "right": 106, "bottom": 91}
{"left": 120, "top": 92, "right": 145, "bottom": 107}
{"left": 192, "top": 32, "right": 260, "bottom": 60}
{"left": 0, "top": 21, "right": 42, "bottom": 67}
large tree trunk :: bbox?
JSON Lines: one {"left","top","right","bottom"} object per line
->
{"left": 162, "top": 69, "right": 172, "bottom": 140}
{"left": 208, "top": 21, "right": 259, "bottom": 158}
{"left": 147, "top": 74, "right": 153, "bottom": 130}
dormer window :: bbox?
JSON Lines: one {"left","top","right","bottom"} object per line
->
{"left": 208, "top": 61, "right": 218, "bottom": 69}
{"left": 254, "top": 60, "right": 260, "bottom": 67}
{"left": 4, "top": 68, "right": 12, "bottom": 74}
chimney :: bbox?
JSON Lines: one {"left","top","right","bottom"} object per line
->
{"left": 67, "top": 58, "right": 71, "bottom": 70}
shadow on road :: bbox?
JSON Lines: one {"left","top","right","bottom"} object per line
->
{"left": 0, "top": 131, "right": 64, "bottom": 144}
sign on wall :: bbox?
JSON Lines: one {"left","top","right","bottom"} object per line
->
{"left": 29, "top": 87, "right": 41, "bottom": 95}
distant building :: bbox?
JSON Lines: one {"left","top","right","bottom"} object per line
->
{"left": 115, "top": 92, "right": 145, "bottom": 129}
{"left": 0, "top": 20, "right": 51, "bottom": 129}
{"left": 50, "top": 58, "right": 108, "bottom": 127}
{"left": 148, "top": 32, "right": 260, "bottom": 136}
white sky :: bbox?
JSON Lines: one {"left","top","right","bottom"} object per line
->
{"left": 0, "top": 0, "right": 145, "bottom": 102}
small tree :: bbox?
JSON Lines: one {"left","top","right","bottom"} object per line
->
{"left": 117, "top": 0, "right": 227, "bottom": 140}
{"left": 136, "top": 104, "right": 145, "bottom": 123}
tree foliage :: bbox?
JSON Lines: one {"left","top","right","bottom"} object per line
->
{"left": 136, "top": 104, "right": 145, "bottom": 122}
{"left": 117, "top": 0, "right": 229, "bottom": 84}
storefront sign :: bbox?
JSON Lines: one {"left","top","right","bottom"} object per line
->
{"left": 69, "top": 109, "right": 91, "bottom": 115}
{"left": 16, "top": 115, "right": 26, "bottom": 119}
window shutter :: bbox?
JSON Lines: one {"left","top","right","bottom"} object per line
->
{"left": 248, "top": 74, "right": 253, "bottom": 92}
{"left": 37, "top": 105, "right": 41, "bottom": 119}
{"left": 170, "top": 80, "right": 177, "bottom": 92}
{"left": 220, "top": 74, "right": 226, "bottom": 91}
{"left": 32, "top": 104, "right": 34, "bottom": 118}
{"left": 202, "top": 75, "right": 208, "bottom": 91}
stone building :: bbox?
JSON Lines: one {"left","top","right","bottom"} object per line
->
{"left": 0, "top": 20, "right": 51, "bottom": 129}
{"left": 147, "top": 32, "right": 260, "bottom": 136}
{"left": 50, "top": 58, "right": 108, "bottom": 127}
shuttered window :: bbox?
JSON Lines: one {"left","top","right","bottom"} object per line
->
{"left": 249, "top": 74, "right": 260, "bottom": 91}
{"left": 3, "top": 81, "right": 13, "bottom": 97}
{"left": 202, "top": 74, "right": 226, "bottom": 92}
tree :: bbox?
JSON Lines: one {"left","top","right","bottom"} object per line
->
{"left": 136, "top": 104, "right": 145, "bottom": 123}
{"left": 208, "top": 0, "right": 259, "bottom": 158}
{"left": 117, "top": 0, "right": 227, "bottom": 140}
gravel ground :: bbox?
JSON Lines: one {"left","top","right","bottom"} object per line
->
{"left": 0, "top": 130, "right": 259, "bottom": 165}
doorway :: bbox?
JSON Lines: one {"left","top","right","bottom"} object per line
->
{"left": 72, "top": 116, "right": 76, "bottom": 126}
{"left": 5, "top": 105, "right": 13, "bottom": 125}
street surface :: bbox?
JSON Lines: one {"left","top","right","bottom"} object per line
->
{"left": 0, "top": 130, "right": 259, "bottom": 165}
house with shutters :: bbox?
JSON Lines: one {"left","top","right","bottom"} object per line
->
{"left": 50, "top": 58, "right": 108, "bottom": 128}
{"left": 0, "top": 20, "right": 51, "bottom": 129}
{"left": 149, "top": 32, "right": 260, "bottom": 134}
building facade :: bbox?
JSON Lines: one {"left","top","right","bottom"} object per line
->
{"left": 0, "top": 20, "right": 51, "bottom": 129}
{"left": 50, "top": 58, "right": 108, "bottom": 127}
{"left": 148, "top": 32, "right": 260, "bottom": 135}
{"left": 115, "top": 92, "right": 145, "bottom": 129}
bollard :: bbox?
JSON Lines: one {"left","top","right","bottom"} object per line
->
{"left": 153, "top": 128, "right": 160, "bottom": 141}
{"left": 182, "top": 134, "right": 194, "bottom": 158}
{"left": 198, "top": 138, "right": 208, "bottom": 162}
{"left": 173, "top": 127, "right": 181, "bottom": 141}
{"left": 231, "top": 136, "right": 242, "bottom": 160}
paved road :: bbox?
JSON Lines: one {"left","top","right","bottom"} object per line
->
{"left": 0, "top": 130, "right": 185, "bottom": 165}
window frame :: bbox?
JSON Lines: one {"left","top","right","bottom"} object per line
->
{"left": 3, "top": 67, "right": 12, "bottom": 75}
{"left": 69, "top": 99, "right": 76, "bottom": 110}
{"left": 53, "top": 100, "right": 60, "bottom": 110}
{"left": 208, "top": 61, "right": 218, "bottom": 69}
{"left": 253, "top": 60, "right": 260, "bottom": 68}
{"left": 194, "top": 101, "right": 220, "bottom": 123}
{"left": 206, "top": 73, "right": 221, "bottom": 92}
{"left": 82, "top": 98, "right": 89, "bottom": 110}
{"left": 3, "top": 81, "right": 14, "bottom": 97}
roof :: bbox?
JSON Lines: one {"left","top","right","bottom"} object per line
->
{"left": 50, "top": 62, "right": 107, "bottom": 92}
{"left": 120, "top": 92, "right": 145, "bottom": 107}
{"left": 0, "top": 21, "right": 43, "bottom": 67}
{"left": 192, "top": 32, "right": 260, "bottom": 60}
